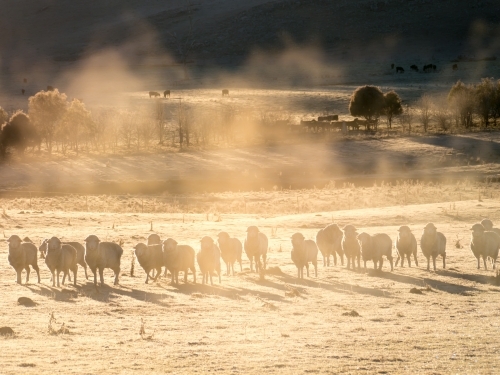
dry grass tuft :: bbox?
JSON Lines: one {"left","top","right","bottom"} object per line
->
{"left": 342, "top": 310, "right": 360, "bottom": 317}
{"left": 48, "top": 312, "right": 69, "bottom": 335}
{"left": 284, "top": 284, "right": 301, "bottom": 297}
{"left": 139, "top": 318, "right": 155, "bottom": 340}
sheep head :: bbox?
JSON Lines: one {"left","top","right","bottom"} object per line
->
{"left": 480, "top": 219, "right": 493, "bottom": 231}
{"left": 343, "top": 225, "right": 357, "bottom": 238}
{"left": 291, "top": 232, "right": 305, "bottom": 249}
{"left": 47, "top": 236, "right": 62, "bottom": 252}
{"left": 162, "top": 238, "right": 178, "bottom": 253}
{"left": 423, "top": 223, "right": 438, "bottom": 237}
{"left": 84, "top": 235, "right": 100, "bottom": 251}
{"left": 470, "top": 223, "right": 485, "bottom": 240}
{"left": 217, "top": 232, "right": 230, "bottom": 245}
{"left": 7, "top": 235, "right": 22, "bottom": 249}
{"left": 39, "top": 239, "right": 48, "bottom": 258}
{"left": 246, "top": 226, "right": 259, "bottom": 239}
{"left": 200, "top": 236, "right": 214, "bottom": 251}
{"left": 147, "top": 233, "right": 161, "bottom": 245}
{"left": 397, "top": 226, "right": 412, "bottom": 240}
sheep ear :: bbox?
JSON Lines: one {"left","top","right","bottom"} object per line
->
{"left": 173, "top": 239, "right": 178, "bottom": 246}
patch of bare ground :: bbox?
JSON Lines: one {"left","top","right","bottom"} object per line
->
{"left": 0, "top": 195, "right": 499, "bottom": 373}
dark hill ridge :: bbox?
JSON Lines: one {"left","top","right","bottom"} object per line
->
{"left": 0, "top": 0, "right": 499, "bottom": 67}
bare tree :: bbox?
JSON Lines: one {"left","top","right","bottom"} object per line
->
{"left": 417, "top": 95, "right": 433, "bottom": 132}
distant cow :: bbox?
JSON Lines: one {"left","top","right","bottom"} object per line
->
{"left": 149, "top": 91, "right": 160, "bottom": 98}
{"left": 396, "top": 66, "right": 404, "bottom": 73}
{"left": 21, "top": 89, "right": 25, "bottom": 95}
{"left": 410, "top": 65, "right": 419, "bottom": 72}
{"left": 46, "top": 86, "right": 54, "bottom": 91}
{"left": 423, "top": 64, "right": 436, "bottom": 73}
{"left": 452, "top": 64, "right": 458, "bottom": 71}
{"left": 163, "top": 90, "right": 170, "bottom": 98}
{"left": 222, "top": 89, "right": 229, "bottom": 96}
{"left": 318, "top": 115, "right": 339, "bottom": 122}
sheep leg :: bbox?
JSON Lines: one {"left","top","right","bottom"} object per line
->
{"left": 83, "top": 264, "right": 88, "bottom": 280}
{"left": 191, "top": 266, "right": 196, "bottom": 283}
{"left": 98, "top": 268, "right": 105, "bottom": 285}
{"left": 483, "top": 256, "right": 488, "bottom": 271}
{"left": 26, "top": 267, "right": 30, "bottom": 283}
{"left": 239, "top": 260, "right": 242, "bottom": 272}
{"left": 314, "top": 262, "right": 317, "bottom": 277}
{"left": 51, "top": 271, "right": 56, "bottom": 287}
{"left": 379, "top": 258, "right": 384, "bottom": 271}
{"left": 332, "top": 252, "right": 337, "bottom": 266}
{"left": 209, "top": 271, "right": 213, "bottom": 286}
{"left": 356, "top": 255, "right": 360, "bottom": 270}
{"left": 432, "top": 256, "right": 437, "bottom": 271}
{"left": 306, "top": 263, "right": 310, "bottom": 277}
{"left": 388, "top": 256, "right": 393, "bottom": 271}
{"left": 145, "top": 272, "right": 150, "bottom": 284}
{"left": 477, "top": 257, "right": 481, "bottom": 269}
{"left": 68, "top": 271, "right": 72, "bottom": 283}
{"left": 442, "top": 254, "right": 446, "bottom": 269}
{"left": 426, "top": 257, "right": 430, "bottom": 271}
{"left": 406, "top": 254, "right": 411, "bottom": 268}
{"left": 113, "top": 267, "right": 120, "bottom": 285}
{"left": 33, "top": 264, "right": 41, "bottom": 283}
{"left": 72, "top": 266, "right": 77, "bottom": 286}
{"left": 56, "top": 271, "right": 61, "bottom": 287}
{"left": 413, "top": 253, "right": 419, "bottom": 267}
{"left": 364, "top": 260, "right": 368, "bottom": 269}
{"left": 62, "top": 270, "right": 67, "bottom": 285}
{"left": 184, "top": 270, "right": 188, "bottom": 283}
{"left": 323, "top": 256, "right": 326, "bottom": 267}
{"left": 340, "top": 253, "right": 344, "bottom": 266}
{"left": 250, "top": 259, "right": 254, "bottom": 272}
{"left": 16, "top": 270, "right": 22, "bottom": 284}
{"left": 493, "top": 258, "right": 497, "bottom": 270}
{"left": 395, "top": 255, "right": 401, "bottom": 267}
{"left": 346, "top": 257, "right": 351, "bottom": 270}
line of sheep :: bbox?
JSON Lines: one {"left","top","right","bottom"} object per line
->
{"left": 6, "top": 219, "right": 500, "bottom": 286}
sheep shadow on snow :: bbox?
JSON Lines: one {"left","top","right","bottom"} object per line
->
{"left": 26, "top": 285, "right": 79, "bottom": 303}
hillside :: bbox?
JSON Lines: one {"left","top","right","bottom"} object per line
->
{"left": 1, "top": 0, "right": 499, "bottom": 68}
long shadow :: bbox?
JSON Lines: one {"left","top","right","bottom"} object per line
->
{"left": 26, "top": 285, "right": 79, "bottom": 303}
{"left": 436, "top": 268, "right": 498, "bottom": 286}
{"left": 372, "top": 269, "right": 481, "bottom": 294}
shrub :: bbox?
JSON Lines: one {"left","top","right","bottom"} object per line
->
{"left": 349, "top": 86, "right": 385, "bottom": 130}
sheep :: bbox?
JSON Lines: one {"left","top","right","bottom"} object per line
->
{"left": 7, "top": 235, "right": 40, "bottom": 284}
{"left": 452, "top": 64, "right": 458, "bottom": 71}
{"left": 420, "top": 223, "right": 446, "bottom": 271}
{"left": 244, "top": 226, "right": 268, "bottom": 272}
{"left": 357, "top": 232, "right": 393, "bottom": 271}
{"left": 162, "top": 238, "right": 196, "bottom": 284}
{"left": 341, "top": 225, "right": 360, "bottom": 270}
{"left": 480, "top": 219, "right": 500, "bottom": 236}
{"left": 396, "top": 66, "right": 404, "bottom": 73}
{"left": 149, "top": 91, "right": 160, "bottom": 98}
{"left": 291, "top": 233, "right": 318, "bottom": 278}
{"left": 21, "top": 89, "right": 25, "bottom": 95}
{"left": 316, "top": 224, "right": 344, "bottom": 266}
{"left": 217, "top": 232, "right": 243, "bottom": 275}
{"left": 222, "top": 89, "right": 229, "bottom": 96}
{"left": 46, "top": 86, "right": 54, "bottom": 91}
{"left": 44, "top": 237, "right": 78, "bottom": 287}
{"left": 164, "top": 90, "right": 170, "bottom": 98}
{"left": 395, "top": 226, "right": 418, "bottom": 267}
{"left": 470, "top": 223, "right": 500, "bottom": 270}
{"left": 410, "top": 64, "right": 419, "bottom": 72}
{"left": 197, "top": 236, "right": 221, "bottom": 285}
{"left": 39, "top": 239, "right": 89, "bottom": 279}
{"left": 84, "top": 235, "right": 123, "bottom": 286}
{"left": 133, "top": 242, "right": 164, "bottom": 283}
{"left": 317, "top": 115, "right": 338, "bottom": 122}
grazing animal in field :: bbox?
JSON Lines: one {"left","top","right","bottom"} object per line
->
{"left": 21, "top": 89, "right": 25, "bottom": 95}
{"left": 44, "top": 237, "right": 78, "bottom": 287}
{"left": 291, "top": 233, "right": 318, "bottom": 278}
{"left": 420, "top": 223, "right": 446, "bottom": 271}
{"left": 164, "top": 90, "right": 170, "bottom": 98}
{"left": 357, "top": 232, "right": 393, "bottom": 271}
{"left": 7, "top": 235, "right": 40, "bottom": 284}
{"left": 470, "top": 223, "right": 500, "bottom": 270}
{"left": 46, "top": 86, "right": 54, "bottom": 91}
{"left": 222, "top": 89, "right": 229, "bottom": 96}
{"left": 162, "top": 238, "right": 196, "bottom": 284}
{"left": 84, "top": 235, "right": 123, "bottom": 286}
{"left": 396, "top": 66, "right": 404, "bottom": 73}
{"left": 316, "top": 223, "right": 344, "bottom": 266}
{"left": 480, "top": 219, "right": 500, "bottom": 236}
{"left": 39, "top": 239, "right": 88, "bottom": 280}
{"left": 197, "top": 236, "right": 221, "bottom": 285}
{"left": 410, "top": 65, "right": 419, "bottom": 72}
{"left": 423, "top": 64, "right": 436, "bottom": 73}
{"left": 452, "top": 64, "right": 458, "bottom": 71}
{"left": 342, "top": 225, "right": 360, "bottom": 270}
{"left": 217, "top": 232, "right": 243, "bottom": 276}
{"left": 244, "top": 226, "right": 268, "bottom": 272}
{"left": 146, "top": 233, "right": 164, "bottom": 278}
{"left": 133, "top": 242, "right": 164, "bottom": 283}
{"left": 395, "top": 226, "right": 418, "bottom": 267}
{"left": 318, "top": 115, "right": 339, "bottom": 122}
{"left": 149, "top": 91, "right": 160, "bottom": 98}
